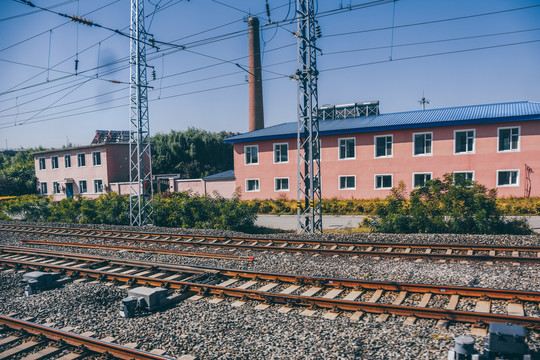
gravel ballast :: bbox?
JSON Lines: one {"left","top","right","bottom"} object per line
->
{"left": 0, "top": 221, "right": 538, "bottom": 359}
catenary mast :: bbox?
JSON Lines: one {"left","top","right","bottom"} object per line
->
{"left": 295, "top": 0, "right": 322, "bottom": 233}
{"left": 129, "top": 0, "right": 154, "bottom": 226}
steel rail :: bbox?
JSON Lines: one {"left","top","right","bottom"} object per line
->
{"left": 1, "top": 257, "right": 539, "bottom": 329}
{"left": 16, "top": 237, "right": 540, "bottom": 264}
{"left": 1, "top": 249, "right": 539, "bottom": 329}
{"left": 1, "top": 246, "right": 538, "bottom": 301}
{"left": 2, "top": 223, "right": 539, "bottom": 253}
{"left": 0, "top": 315, "right": 175, "bottom": 360}
{"left": 19, "top": 239, "right": 254, "bottom": 261}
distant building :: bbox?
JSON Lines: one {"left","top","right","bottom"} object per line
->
{"left": 34, "top": 130, "right": 130, "bottom": 200}
{"left": 225, "top": 101, "right": 540, "bottom": 199}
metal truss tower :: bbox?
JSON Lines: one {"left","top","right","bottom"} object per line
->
{"left": 129, "top": 0, "right": 153, "bottom": 226}
{"left": 295, "top": 0, "right": 322, "bottom": 233}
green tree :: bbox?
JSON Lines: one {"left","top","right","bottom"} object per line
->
{"left": 151, "top": 128, "right": 237, "bottom": 178}
{"left": 0, "top": 149, "right": 42, "bottom": 196}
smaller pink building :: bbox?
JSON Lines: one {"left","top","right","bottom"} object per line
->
{"left": 34, "top": 132, "right": 130, "bottom": 200}
{"left": 168, "top": 170, "right": 237, "bottom": 198}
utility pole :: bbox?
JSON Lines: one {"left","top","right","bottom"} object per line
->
{"left": 294, "top": 0, "right": 322, "bottom": 233}
{"left": 129, "top": 0, "right": 154, "bottom": 226}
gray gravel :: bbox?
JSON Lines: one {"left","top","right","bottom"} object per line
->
{"left": 0, "top": 221, "right": 539, "bottom": 359}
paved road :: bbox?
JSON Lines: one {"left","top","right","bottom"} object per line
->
{"left": 256, "top": 215, "right": 540, "bottom": 233}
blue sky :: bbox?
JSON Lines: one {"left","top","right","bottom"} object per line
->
{"left": 1, "top": 0, "right": 539, "bottom": 149}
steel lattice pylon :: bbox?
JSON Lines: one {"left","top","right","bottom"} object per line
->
{"left": 295, "top": 0, "right": 322, "bottom": 233}
{"left": 129, "top": 0, "right": 153, "bottom": 226}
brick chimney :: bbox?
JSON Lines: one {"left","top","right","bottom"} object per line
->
{"left": 248, "top": 17, "right": 264, "bottom": 132}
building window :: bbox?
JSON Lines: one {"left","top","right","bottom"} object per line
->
{"left": 51, "top": 156, "right": 59, "bottom": 169}
{"left": 53, "top": 182, "right": 61, "bottom": 194}
{"left": 77, "top": 153, "right": 86, "bottom": 167}
{"left": 79, "top": 180, "right": 87, "bottom": 194}
{"left": 455, "top": 130, "right": 475, "bottom": 154}
{"left": 64, "top": 155, "right": 71, "bottom": 168}
{"left": 375, "top": 135, "right": 393, "bottom": 158}
{"left": 246, "top": 179, "right": 260, "bottom": 192}
{"left": 38, "top": 157, "right": 46, "bottom": 170}
{"left": 40, "top": 182, "right": 47, "bottom": 195}
{"left": 413, "top": 132, "right": 432, "bottom": 156}
{"left": 375, "top": 174, "right": 392, "bottom": 189}
{"left": 498, "top": 127, "right": 520, "bottom": 152}
{"left": 273, "top": 143, "right": 288, "bottom": 163}
{"left": 497, "top": 170, "right": 519, "bottom": 187}
{"left": 275, "top": 178, "right": 289, "bottom": 191}
{"left": 339, "top": 138, "right": 355, "bottom": 159}
{"left": 454, "top": 171, "right": 474, "bottom": 183}
{"left": 245, "top": 145, "right": 258, "bottom": 165}
{"left": 92, "top": 151, "right": 102, "bottom": 166}
{"left": 339, "top": 175, "right": 356, "bottom": 190}
{"left": 94, "top": 179, "right": 103, "bottom": 193}
{"left": 413, "top": 173, "right": 432, "bottom": 188}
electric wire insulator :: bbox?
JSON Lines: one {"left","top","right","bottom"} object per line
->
{"left": 152, "top": 69, "right": 156, "bottom": 80}
{"left": 265, "top": 1, "right": 271, "bottom": 21}
{"left": 70, "top": 15, "right": 93, "bottom": 26}
{"left": 74, "top": 59, "right": 79, "bottom": 72}
{"left": 316, "top": 24, "right": 322, "bottom": 38}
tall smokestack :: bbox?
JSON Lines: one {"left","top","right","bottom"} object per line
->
{"left": 248, "top": 17, "right": 264, "bottom": 132}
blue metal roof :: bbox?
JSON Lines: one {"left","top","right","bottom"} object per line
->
{"left": 225, "top": 101, "right": 540, "bottom": 143}
{"left": 203, "top": 170, "right": 235, "bottom": 181}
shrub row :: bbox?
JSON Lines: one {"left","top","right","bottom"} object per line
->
{"left": 0, "top": 192, "right": 257, "bottom": 231}
{"left": 248, "top": 196, "right": 540, "bottom": 216}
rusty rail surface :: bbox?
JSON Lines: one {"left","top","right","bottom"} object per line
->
{"left": 1, "top": 246, "right": 539, "bottom": 329}
{"left": 19, "top": 239, "right": 254, "bottom": 261}
{"left": 0, "top": 315, "right": 175, "bottom": 360}
{"left": 1, "top": 224, "right": 539, "bottom": 263}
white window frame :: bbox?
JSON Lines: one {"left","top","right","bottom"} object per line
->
{"left": 338, "top": 137, "right": 356, "bottom": 160}
{"left": 244, "top": 145, "right": 259, "bottom": 165}
{"left": 92, "top": 151, "right": 102, "bottom": 166}
{"left": 412, "top": 172, "right": 433, "bottom": 188}
{"left": 412, "top": 132, "right": 433, "bottom": 157}
{"left": 273, "top": 143, "right": 289, "bottom": 164}
{"left": 64, "top": 154, "right": 71, "bottom": 168}
{"left": 374, "top": 135, "right": 393, "bottom": 158}
{"left": 51, "top": 156, "right": 59, "bottom": 169}
{"left": 40, "top": 182, "right": 47, "bottom": 195}
{"left": 496, "top": 169, "right": 519, "bottom": 187}
{"left": 374, "top": 174, "right": 393, "bottom": 190}
{"left": 93, "top": 179, "right": 104, "bottom": 193}
{"left": 77, "top": 153, "right": 86, "bottom": 167}
{"left": 245, "top": 178, "right": 260, "bottom": 192}
{"left": 38, "top": 157, "right": 46, "bottom": 170}
{"left": 338, "top": 175, "right": 356, "bottom": 190}
{"left": 453, "top": 171, "right": 475, "bottom": 183}
{"left": 53, "top": 181, "right": 61, "bottom": 194}
{"left": 79, "top": 180, "right": 87, "bottom": 194}
{"left": 497, "top": 126, "right": 520, "bottom": 153}
{"left": 274, "top": 177, "right": 290, "bottom": 192}
{"left": 454, "top": 129, "right": 476, "bottom": 155}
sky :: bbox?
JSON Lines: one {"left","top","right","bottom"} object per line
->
{"left": 0, "top": 0, "right": 539, "bottom": 149}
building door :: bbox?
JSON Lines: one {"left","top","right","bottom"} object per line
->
{"left": 66, "top": 183, "right": 73, "bottom": 199}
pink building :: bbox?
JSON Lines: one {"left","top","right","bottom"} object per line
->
{"left": 34, "top": 131, "right": 130, "bottom": 200}
{"left": 168, "top": 170, "right": 237, "bottom": 198}
{"left": 226, "top": 101, "right": 540, "bottom": 200}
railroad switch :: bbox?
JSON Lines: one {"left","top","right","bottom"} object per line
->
{"left": 20, "top": 271, "right": 71, "bottom": 296}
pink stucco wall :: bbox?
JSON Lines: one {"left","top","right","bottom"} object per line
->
{"left": 34, "top": 144, "right": 129, "bottom": 200}
{"left": 233, "top": 120, "right": 540, "bottom": 200}
{"left": 171, "top": 179, "right": 236, "bottom": 198}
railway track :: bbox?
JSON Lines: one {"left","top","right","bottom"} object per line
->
{"left": 1, "top": 223, "right": 539, "bottom": 263}
{"left": 0, "top": 315, "right": 174, "bottom": 360}
{"left": 1, "top": 246, "right": 539, "bottom": 330}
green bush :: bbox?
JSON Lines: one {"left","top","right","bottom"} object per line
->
{"left": 0, "top": 192, "right": 257, "bottom": 231}
{"left": 366, "top": 175, "right": 532, "bottom": 234}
